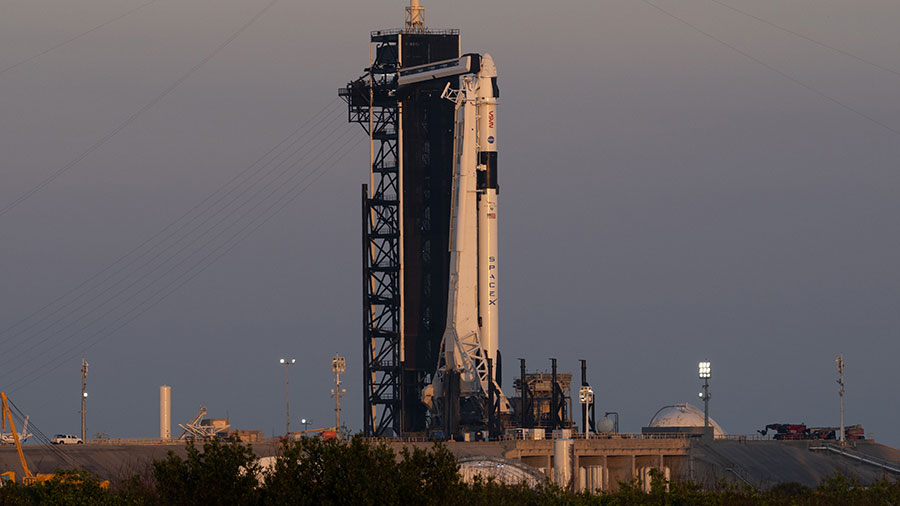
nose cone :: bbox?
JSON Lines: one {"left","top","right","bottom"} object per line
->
{"left": 479, "top": 53, "right": 497, "bottom": 78}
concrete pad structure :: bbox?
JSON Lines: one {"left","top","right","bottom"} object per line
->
{"left": 690, "top": 439, "right": 900, "bottom": 489}
{"left": 501, "top": 437, "right": 689, "bottom": 492}
{"left": 395, "top": 435, "right": 900, "bottom": 492}
{"left": 3, "top": 436, "right": 899, "bottom": 491}
{"left": 0, "top": 441, "right": 281, "bottom": 483}
{"left": 389, "top": 436, "right": 690, "bottom": 492}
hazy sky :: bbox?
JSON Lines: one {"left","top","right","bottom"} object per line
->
{"left": 1, "top": 0, "right": 898, "bottom": 447}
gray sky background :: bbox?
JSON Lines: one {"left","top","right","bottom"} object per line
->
{"left": 1, "top": 0, "right": 898, "bottom": 447}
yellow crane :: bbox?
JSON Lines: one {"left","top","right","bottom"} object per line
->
{"left": 1, "top": 391, "right": 36, "bottom": 485}
{"left": 1, "top": 392, "right": 109, "bottom": 489}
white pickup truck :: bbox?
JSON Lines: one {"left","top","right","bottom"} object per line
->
{"left": 52, "top": 434, "right": 83, "bottom": 445}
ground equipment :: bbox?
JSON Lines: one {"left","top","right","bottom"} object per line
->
{"left": 287, "top": 426, "right": 338, "bottom": 440}
{"left": 759, "top": 423, "right": 865, "bottom": 440}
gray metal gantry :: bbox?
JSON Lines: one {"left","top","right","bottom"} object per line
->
{"left": 341, "top": 31, "right": 402, "bottom": 437}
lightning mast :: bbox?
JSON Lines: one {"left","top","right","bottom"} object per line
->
{"left": 405, "top": 0, "right": 425, "bottom": 32}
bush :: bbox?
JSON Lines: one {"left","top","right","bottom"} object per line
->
{"left": 151, "top": 439, "right": 261, "bottom": 506}
{"left": 0, "top": 469, "right": 116, "bottom": 506}
{"left": 261, "top": 435, "right": 462, "bottom": 506}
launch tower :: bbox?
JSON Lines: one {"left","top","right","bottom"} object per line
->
{"left": 340, "top": 2, "right": 460, "bottom": 437}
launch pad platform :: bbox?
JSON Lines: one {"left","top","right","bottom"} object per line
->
{"left": 2, "top": 436, "right": 898, "bottom": 491}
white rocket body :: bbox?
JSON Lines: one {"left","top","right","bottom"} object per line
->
{"left": 476, "top": 55, "right": 499, "bottom": 369}
{"left": 434, "top": 54, "right": 508, "bottom": 412}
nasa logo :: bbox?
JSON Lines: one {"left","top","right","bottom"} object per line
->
{"left": 488, "top": 110, "right": 495, "bottom": 128}
{"left": 487, "top": 135, "right": 495, "bottom": 144}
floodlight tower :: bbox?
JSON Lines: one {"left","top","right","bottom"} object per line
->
{"left": 578, "top": 386, "right": 594, "bottom": 436}
{"left": 579, "top": 359, "right": 595, "bottom": 435}
{"left": 698, "top": 361, "right": 711, "bottom": 429}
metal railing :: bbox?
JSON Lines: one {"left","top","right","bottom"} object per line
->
{"left": 89, "top": 438, "right": 188, "bottom": 446}
{"left": 89, "top": 437, "right": 283, "bottom": 446}
{"left": 370, "top": 28, "right": 459, "bottom": 37}
{"left": 502, "top": 432, "right": 691, "bottom": 442}
{"left": 810, "top": 443, "right": 900, "bottom": 474}
{"left": 715, "top": 434, "right": 767, "bottom": 441}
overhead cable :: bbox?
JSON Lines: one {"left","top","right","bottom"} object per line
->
{"left": 0, "top": 118, "right": 354, "bottom": 376}
{"left": 0, "top": 0, "right": 282, "bottom": 219}
{"left": 703, "top": 0, "right": 900, "bottom": 79}
{"left": 6, "top": 136, "right": 364, "bottom": 393}
{"left": 640, "top": 0, "right": 900, "bottom": 137}
{"left": 0, "top": 99, "right": 343, "bottom": 354}
{"left": 0, "top": 0, "right": 161, "bottom": 77}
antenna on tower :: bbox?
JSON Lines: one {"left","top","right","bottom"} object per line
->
{"left": 331, "top": 354, "right": 346, "bottom": 438}
{"left": 405, "top": 0, "right": 425, "bottom": 33}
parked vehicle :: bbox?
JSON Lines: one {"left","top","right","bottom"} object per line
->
{"left": 52, "top": 434, "right": 83, "bottom": 445}
{"left": 758, "top": 423, "right": 865, "bottom": 440}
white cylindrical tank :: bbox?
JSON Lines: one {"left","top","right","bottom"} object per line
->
{"left": 580, "top": 465, "right": 604, "bottom": 492}
{"left": 553, "top": 438, "right": 573, "bottom": 487}
{"left": 159, "top": 385, "right": 171, "bottom": 440}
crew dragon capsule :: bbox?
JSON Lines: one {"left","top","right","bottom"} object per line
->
{"left": 401, "top": 54, "right": 510, "bottom": 427}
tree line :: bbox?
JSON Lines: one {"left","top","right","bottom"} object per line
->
{"left": 0, "top": 436, "right": 897, "bottom": 505}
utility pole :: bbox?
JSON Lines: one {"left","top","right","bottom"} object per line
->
{"left": 279, "top": 358, "right": 295, "bottom": 436}
{"left": 80, "top": 358, "right": 88, "bottom": 442}
{"left": 837, "top": 355, "right": 845, "bottom": 445}
{"left": 331, "top": 354, "right": 346, "bottom": 436}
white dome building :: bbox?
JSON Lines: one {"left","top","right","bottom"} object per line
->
{"left": 648, "top": 403, "right": 726, "bottom": 438}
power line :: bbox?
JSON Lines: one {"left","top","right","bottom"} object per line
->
{"left": 0, "top": 100, "right": 344, "bottom": 353}
{"left": 0, "top": 98, "right": 341, "bottom": 347}
{"left": 0, "top": 118, "right": 351, "bottom": 365}
{"left": 703, "top": 0, "right": 900, "bottom": 79}
{"left": 0, "top": 116, "right": 355, "bottom": 377}
{"left": 0, "top": 0, "right": 161, "bottom": 78}
{"left": 0, "top": 0, "right": 282, "bottom": 219}
{"left": 0, "top": 0, "right": 158, "bottom": 75}
{"left": 7, "top": 398, "right": 77, "bottom": 468}
{"left": 6, "top": 136, "right": 365, "bottom": 393}
{"left": 0, "top": 120, "right": 355, "bottom": 376}
{"left": 639, "top": 0, "right": 900, "bottom": 137}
